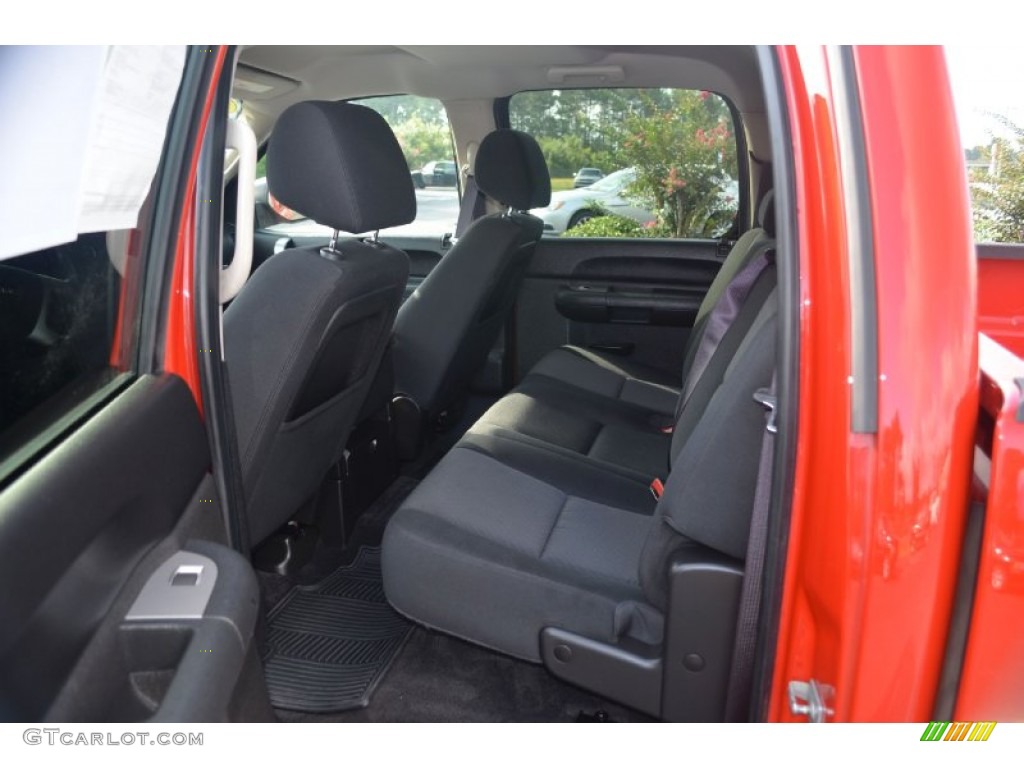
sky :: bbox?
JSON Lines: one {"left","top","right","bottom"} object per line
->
{"left": 944, "top": 45, "right": 1024, "bottom": 149}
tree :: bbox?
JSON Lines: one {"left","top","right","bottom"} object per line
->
{"left": 390, "top": 115, "right": 454, "bottom": 170}
{"left": 971, "top": 116, "right": 1024, "bottom": 243}
{"left": 618, "top": 90, "right": 737, "bottom": 238}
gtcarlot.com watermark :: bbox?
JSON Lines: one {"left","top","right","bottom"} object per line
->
{"left": 23, "top": 729, "right": 203, "bottom": 747}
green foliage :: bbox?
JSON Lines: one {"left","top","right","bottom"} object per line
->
{"left": 390, "top": 115, "right": 455, "bottom": 170}
{"left": 618, "top": 91, "right": 738, "bottom": 238}
{"left": 514, "top": 89, "right": 677, "bottom": 178}
{"left": 971, "top": 116, "right": 1024, "bottom": 243}
{"left": 568, "top": 213, "right": 668, "bottom": 239}
{"left": 355, "top": 95, "right": 454, "bottom": 171}
{"left": 510, "top": 88, "right": 739, "bottom": 238}
{"left": 536, "top": 135, "right": 615, "bottom": 179}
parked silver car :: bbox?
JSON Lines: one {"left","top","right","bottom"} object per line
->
{"left": 533, "top": 168, "right": 653, "bottom": 234}
{"left": 572, "top": 167, "right": 604, "bottom": 188}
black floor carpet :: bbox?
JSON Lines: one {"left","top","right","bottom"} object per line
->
{"left": 262, "top": 396, "right": 650, "bottom": 722}
{"left": 279, "top": 627, "right": 652, "bottom": 723}
{"left": 263, "top": 547, "right": 413, "bottom": 712}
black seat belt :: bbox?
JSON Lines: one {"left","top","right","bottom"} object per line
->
{"left": 455, "top": 174, "right": 486, "bottom": 238}
{"left": 724, "top": 370, "right": 777, "bottom": 721}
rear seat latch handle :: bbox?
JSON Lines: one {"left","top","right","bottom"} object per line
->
{"left": 753, "top": 389, "right": 778, "bottom": 434}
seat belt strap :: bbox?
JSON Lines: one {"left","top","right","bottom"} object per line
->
{"left": 455, "top": 175, "right": 486, "bottom": 238}
{"left": 679, "top": 245, "right": 775, "bottom": 413}
{"left": 724, "top": 370, "right": 778, "bottom": 722}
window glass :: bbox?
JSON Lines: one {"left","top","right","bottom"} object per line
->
{"left": 509, "top": 88, "right": 739, "bottom": 239}
{"left": 0, "top": 231, "right": 135, "bottom": 465}
{"left": 946, "top": 45, "right": 1024, "bottom": 243}
{"left": 258, "top": 95, "right": 459, "bottom": 240}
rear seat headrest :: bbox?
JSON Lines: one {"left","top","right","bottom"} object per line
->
{"left": 475, "top": 130, "right": 551, "bottom": 211}
{"left": 757, "top": 189, "right": 775, "bottom": 238}
{"left": 267, "top": 101, "right": 416, "bottom": 234}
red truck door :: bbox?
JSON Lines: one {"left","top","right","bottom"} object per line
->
{"left": 766, "top": 46, "right": 979, "bottom": 722}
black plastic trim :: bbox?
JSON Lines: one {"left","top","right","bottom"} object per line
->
{"left": 662, "top": 549, "right": 744, "bottom": 722}
{"left": 933, "top": 500, "right": 986, "bottom": 720}
{"left": 723, "top": 94, "right": 752, "bottom": 237}
{"left": 540, "top": 627, "right": 662, "bottom": 717}
{"left": 555, "top": 286, "right": 702, "bottom": 327}
{"left": 976, "top": 243, "right": 1024, "bottom": 261}
{"left": 834, "top": 46, "right": 880, "bottom": 433}
{"left": 492, "top": 95, "right": 511, "bottom": 130}
{"left": 195, "top": 46, "right": 250, "bottom": 553}
{"left": 747, "top": 44, "right": 802, "bottom": 723}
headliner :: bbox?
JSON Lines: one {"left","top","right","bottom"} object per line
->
{"left": 235, "top": 45, "right": 764, "bottom": 136}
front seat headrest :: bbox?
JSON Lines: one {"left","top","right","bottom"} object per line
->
{"left": 757, "top": 189, "right": 775, "bottom": 238}
{"left": 267, "top": 101, "right": 416, "bottom": 234}
{"left": 475, "top": 130, "right": 551, "bottom": 211}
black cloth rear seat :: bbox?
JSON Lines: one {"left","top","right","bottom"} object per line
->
{"left": 468, "top": 202, "right": 776, "bottom": 479}
{"left": 382, "top": 195, "right": 778, "bottom": 664}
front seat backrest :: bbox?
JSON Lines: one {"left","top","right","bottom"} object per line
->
{"left": 391, "top": 129, "right": 550, "bottom": 432}
{"left": 224, "top": 101, "right": 414, "bottom": 546}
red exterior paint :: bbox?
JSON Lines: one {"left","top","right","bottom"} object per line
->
{"left": 109, "top": 228, "right": 143, "bottom": 369}
{"left": 769, "top": 46, "right": 979, "bottom": 721}
{"left": 977, "top": 255, "right": 1024, "bottom": 358}
{"left": 956, "top": 335, "right": 1024, "bottom": 720}
{"left": 163, "top": 46, "right": 228, "bottom": 412}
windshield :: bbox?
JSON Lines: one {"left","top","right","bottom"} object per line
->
{"left": 588, "top": 168, "right": 634, "bottom": 193}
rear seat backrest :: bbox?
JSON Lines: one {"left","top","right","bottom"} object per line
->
{"left": 679, "top": 191, "right": 776, "bottom": 386}
{"left": 669, "top": 264, "right": 776, "bottom": 464}
{"left": 640, "top": 286, "right": 778, "bottom": 608}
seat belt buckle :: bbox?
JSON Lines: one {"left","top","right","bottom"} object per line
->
{"left": 650, "top": 477, "right": 664, "bottom": 501}
{"left": 753, "top": 388, "right": 778, "bottom": 434}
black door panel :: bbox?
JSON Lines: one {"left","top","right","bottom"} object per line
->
{"left": 555, "top": 285, "right": 704, "bottom": 327}
{"left": 516, "top": 238, "right": 726, "bottom": 379}
{"left": 46, "top": 538, "right": 266, "bottom": 722}
{"left": 0, "top": 374, "right": 262, "bottom": 721}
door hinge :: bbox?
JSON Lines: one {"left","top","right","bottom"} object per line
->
{"left": 788, "top": 679, "right": 834, "bottom": 723}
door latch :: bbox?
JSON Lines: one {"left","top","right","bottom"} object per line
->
{"left": 788, "top": 679, "right": 834, "bottom": 723}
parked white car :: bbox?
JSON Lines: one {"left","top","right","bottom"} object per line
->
{"left": 534, "top": 166, "right": 740, "bottom": 237}
{"left": 533, "top": 168, "right": 653, "bottom": 235}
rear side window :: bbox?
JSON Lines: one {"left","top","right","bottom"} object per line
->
{"left": 258, "top": 95, "right": 459, "bottom": 241}
{"left": 0, "top": 45, "right": 183, "bottom": 471}
{"left": 0, "top": 235, "right": 130, "bottom": 466}
{"left": 509, "top": 88, "right": 740, "bottom": 239}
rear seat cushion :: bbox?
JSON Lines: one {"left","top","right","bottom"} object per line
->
{"left": 528, "top": 346, "right": 681, "bottom": 416}
{"left": 472, "top": 376, "right": 673, "bottom": 478}
{"left": 382, "top": 445, "right": 656, "bottom": 661}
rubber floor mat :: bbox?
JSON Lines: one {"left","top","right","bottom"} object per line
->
{"left": 263, "top": 547, "right": 411, "bottom": 712}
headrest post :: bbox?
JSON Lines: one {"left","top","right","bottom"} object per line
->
{"left": 328, "top": 229, "right": 339, "bottom": 252}
{"left": 371, "top": 230, "right": 380, "bottom": 243}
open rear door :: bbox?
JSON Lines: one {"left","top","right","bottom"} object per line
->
{"left": 0, "top": 45, "right": 270, "bottom": 723}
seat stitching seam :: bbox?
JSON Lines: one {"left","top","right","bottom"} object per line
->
{"left": 539, "top": 494, "right": 569, "bottom": 559}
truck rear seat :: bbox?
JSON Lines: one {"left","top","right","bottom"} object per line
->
{"left": 381, "top": 195, "right": 778, "bottom": 690}
{"left": 467, "top": 197, "right": 777, "bottom": 478}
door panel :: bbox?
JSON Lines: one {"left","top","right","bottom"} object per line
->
{"left": 515, "top": 238, "right": 725, "bottom": 379}
{"left": 0, "top": 375, "right": 232, "bottom": 720}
